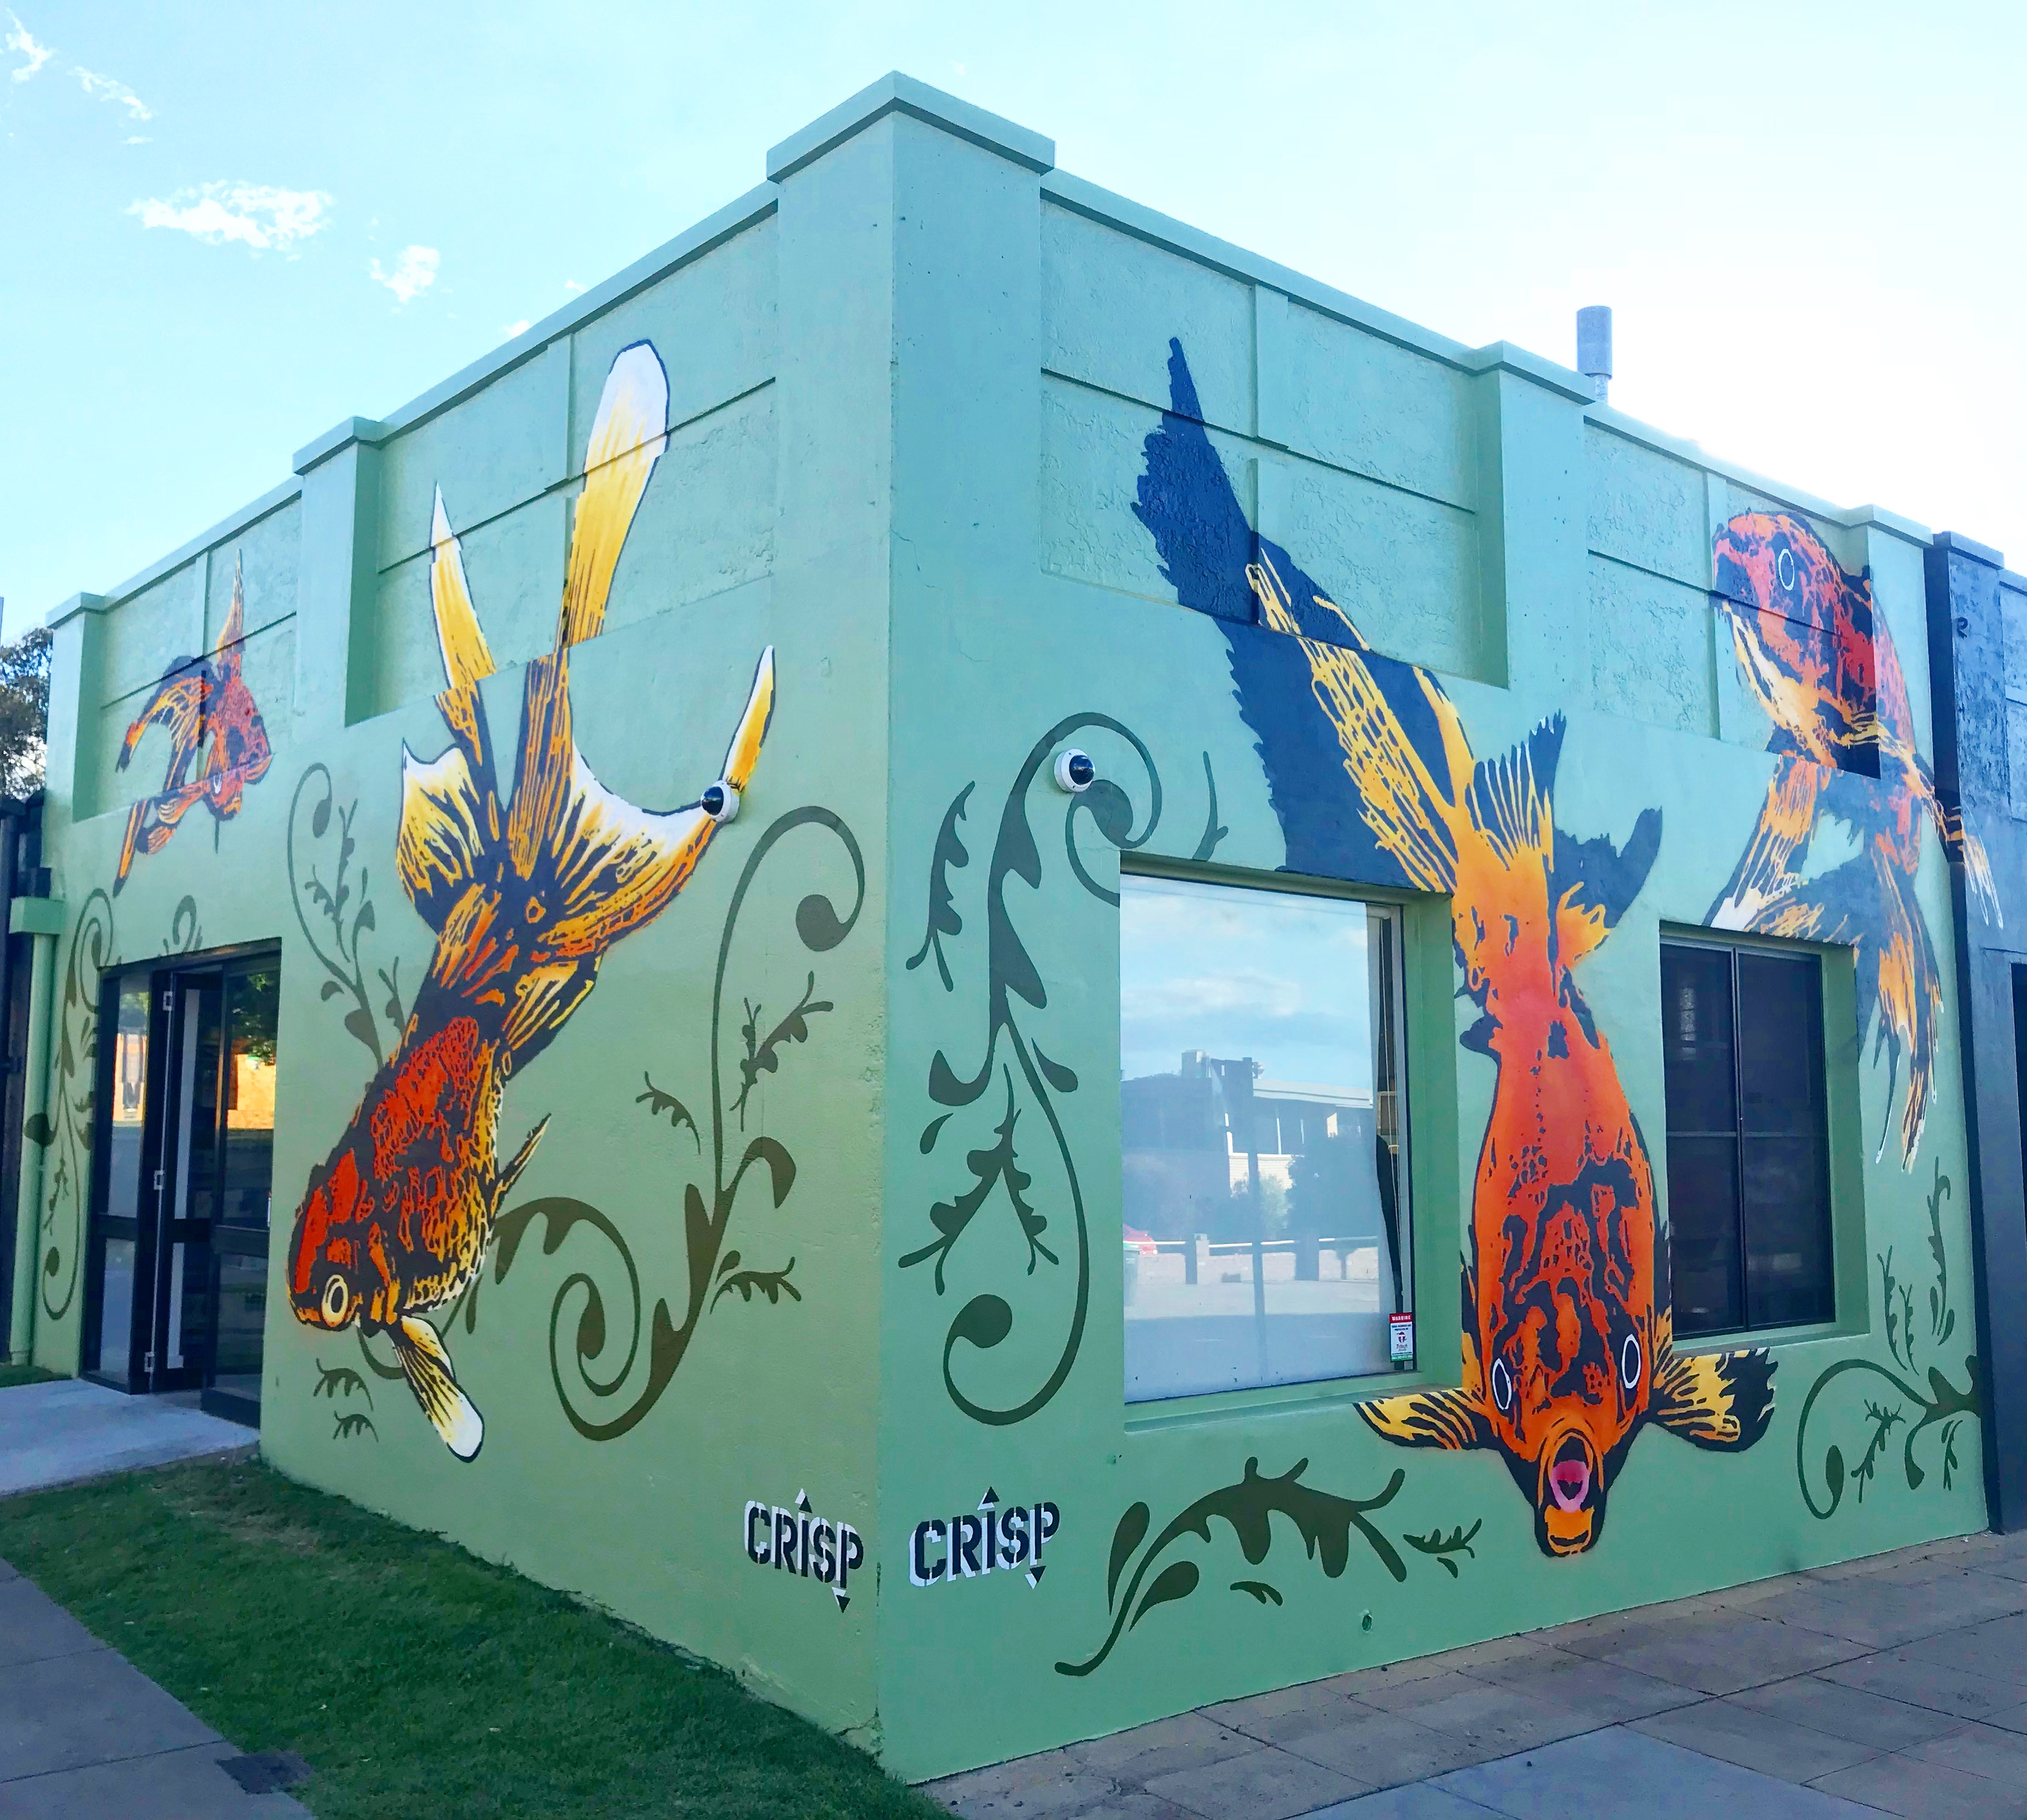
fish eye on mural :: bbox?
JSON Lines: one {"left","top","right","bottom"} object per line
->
{"left": 284, "top": 340, "right": 784, "bottom": 1460}
{"left": 1131, "top": 338, "right": 1775, "bottom": 1559}
{"left": 111, "top": 554, "right": 272, "bottom": 893}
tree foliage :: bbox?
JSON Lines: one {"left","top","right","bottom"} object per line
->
{"left": 0, "top": 627, "right": 49, "bottom": 801}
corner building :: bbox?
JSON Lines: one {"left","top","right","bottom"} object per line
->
{"left": 14, "top": 76, "right": 2017, "bottom": 1781}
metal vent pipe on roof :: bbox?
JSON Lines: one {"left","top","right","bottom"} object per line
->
{"left": 1576, "top": 306, "right": 1613, "bottom": 402}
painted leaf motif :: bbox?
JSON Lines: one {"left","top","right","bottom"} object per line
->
{"left": 1108, "top": 1502, "right": 1151, "bottom": 1608}
{"left": 743, "top": 1137, "right": 796, "bottom": 1207}
{"left": 1231, "top": 1580, "right": 1282, "bottom": 1605}
{"left": 905, "top": 782, "right": 973, "bottom": 991}
{"left": 1131, "top": 1560, "right": 1198, "bottom": 1630}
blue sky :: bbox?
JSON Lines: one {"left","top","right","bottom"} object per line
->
{"left": 4, "top": 3, "right": 2023, "bottom": 637}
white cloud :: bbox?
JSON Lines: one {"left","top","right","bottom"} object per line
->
{"left": 501, "top": 318, "right": 531, "bottom": 339}
{"left": 75, "top": 66, "right": 149, "bottom": 119}
{"left": 122, "top": 134, "right": 148, "bottom": 145}
{"left": 129, "top": 183, "right": 332, "bottom": 253}
{"left": 369, "top": 244, "right": 438, "bottom": 304}
{"left": 563, "top": 278, "right": 585, "bottom": 295}
{"left": 4, "top": 11, "right": 51, "bottom": 81}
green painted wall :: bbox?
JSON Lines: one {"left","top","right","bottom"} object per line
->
{"left": 21, "top": 73, "right": 1991, "bottom": 1784}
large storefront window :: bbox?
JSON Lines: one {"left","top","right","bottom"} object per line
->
{"left": 1119, "top": 874, "right": 1410, "bottom": 1403}
{"left": 83, "top": 948, "right": 281, "bottom": 1423}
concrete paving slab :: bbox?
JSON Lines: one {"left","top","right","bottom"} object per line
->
{"left": 1627, "top": 1696, "right": 1882, "bottom": 1783}
{"left": 1140, "top": 1742, "right": 1369, "bottom": 1818}
{"left": 934, "top": 1532, "right": 2027, "bottom": 1815}
{"left": 1064, "top": 1712, "right": 1257, "bottom": 1781}
{"left": 1269, "top": 1708, "right": 1489, "bottom": 1786}
{"left": 0, "top": 1578, "right": 105, "bottom": 1668}
{"left": 924, "top": 1754, "right": 1126, "bottom": 1818}
{"left": 1555, "top": 1610, "right": 1864, "bottom": 1694}
{"left": 1460, "top": 1646, "right": 1702, "bottom": 1723}
{"left": 1898, "top": 1610, "right": 2027, "bottom": 1687}
{"left": 0, "top": 1741, "right": 311, "bottom": 1819}
{"left": 1901, "top": 1718, "right": 2027, "bottom": 1782}
{"left": 1728, "top": 1672, "right": 1964, "bottom": 1748}
{"left": 1808, "top": 1751, "right": 2027, "bottom": 1819}
{"left": 1818, "top": 1647, "right": 2027, "bottom": 1722}
{"left": 0, "top": 1379, "right": 252, "bottom": 1496}
{"left": 0, "top": 1642, "right": 219, "bottom": 1780}
{"left": 1432, "top": 1727, "right": 1881, "bottom": 1818}
{"left": 1302, "top": 1787, "right": 1502, "bottom": 1818}
{"left": 1344, "top": 1677, "right": 1597, "bottom": 1757}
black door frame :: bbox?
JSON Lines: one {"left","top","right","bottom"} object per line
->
{"left": 80, "top": 940, "right": 279, "bottom": 1416}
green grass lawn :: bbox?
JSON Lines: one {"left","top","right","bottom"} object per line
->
{"left": 0, "top": 1362, "right": 57, "bottom": 1389}
{"left": 0, "top": 1458, "right": 943, "bottom": 1819}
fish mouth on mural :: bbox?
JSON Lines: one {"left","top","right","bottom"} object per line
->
{"left": 286, "top": 339, "right": 777, "bottom": 1459}
{"left": 1132, "top": 339, "right": 1775, "bottom": 1558}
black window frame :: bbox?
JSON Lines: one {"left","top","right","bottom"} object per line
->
{"left": 1659, "top": 934, "right": 1836, "bottom": 1341}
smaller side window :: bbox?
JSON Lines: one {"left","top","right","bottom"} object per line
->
{"left": 1661, "top": 939, "right": 1833, "bottom": 1339}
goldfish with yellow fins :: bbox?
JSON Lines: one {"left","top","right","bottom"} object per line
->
{"left": 286, "top": 341, "right": 775, "bottom": 1457}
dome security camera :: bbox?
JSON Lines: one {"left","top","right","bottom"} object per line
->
{"left": 1053, "top": 749, "right": 1095, "bottom": 794}
{"left": 701, "top": 780, "right": 742, "bottom": 825}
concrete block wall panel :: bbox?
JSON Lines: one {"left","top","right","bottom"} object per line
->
{"left": 16, "top": 70, "right": 2003, "bottom": 1784}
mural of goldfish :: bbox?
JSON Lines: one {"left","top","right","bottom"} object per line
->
{"left": 113, "top": 554, "right": 272, "bottom": 892}
{"left": 1708, "top": 511, "right": 1997, "bottom": 1166}
{"left": 1136, "top": 341, "right": 1773, "bottom": 1556}
{"left": 287, "top": 342, "right": 776, "bottom": 1458}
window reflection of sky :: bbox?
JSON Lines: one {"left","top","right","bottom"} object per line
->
{"left": 1120, "top": 875, "right": 1372, "bottom": 1095}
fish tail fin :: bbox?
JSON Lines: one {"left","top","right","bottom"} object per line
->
{"left": 390, "top": 1315, "right": 483, "bottom": 1459}
{"left": 1710, "top": 759, "right": 1825, "bottom": 927}
{"left": 558, "top": 343, "right": 669, "bottom": 651}
{"left": 498, "top": 648, "right": 776, "bottom": 1062}
{"left": 219, "top": 553, "right": 245, "bottom": 651}
{"left": 1466, "top": 716, "right": 1561, "bottom": 871}
{"left": 1872, "top": 861, "right": 1941, "bottom": 1168}
{"left": 113, "top": 803, "right": 148, "bottom": 893}
{"left": 1251, "top": 556, "right": 1465, "bottom": 893}
{"left": 1651, "top": 1315, "right": 1775, "bottom": 1451}
{"left": 1937, "top": 799, "right": 2003, "bottom": 928}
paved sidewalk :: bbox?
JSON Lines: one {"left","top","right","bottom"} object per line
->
{"left": 925, "top": 1527, "right": 2027, "bottom": 1819}
{"left": 0, "top": 1377, "right": 253, "bottom": 1497}
{"left": 0, "top": 1554, "right": 310, "bottom": 1818}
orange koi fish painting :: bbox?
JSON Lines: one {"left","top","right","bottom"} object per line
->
{"left": 286, "top": 342, "right": 776, "bottom": 1458}
{"left": 113, "top": 555, "right": 272, "bottom": 892}
{"left": 1137, "top": 342, "right": 1773, "bottom": 1556}
{"left": 1708, "top": 512, "right": 1997, "bottom": 1166}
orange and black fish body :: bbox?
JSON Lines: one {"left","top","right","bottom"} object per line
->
{"left": 1708, "top": 512, "right": 1996, "bottom": 1165}
{"left": 113, "top": 557, "right": 272, "bottom": 892}
{"left": 1134, "top": 346, "right": 1773, "bottom": 1557}
{"left": 286, "top": 342, "right": 777, "bottom": 1457}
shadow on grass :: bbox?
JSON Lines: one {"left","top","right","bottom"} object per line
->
{"left": 0, "top": 1457, "right": 940, "bottom": 1820}
{"left": 0, "top": 1363, "right": 58, "bottom": 1390}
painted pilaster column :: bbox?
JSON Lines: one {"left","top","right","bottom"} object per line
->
{"left": 1923, "top": 528, "right": 2027, "bottom": 1532}
{"left": 291, "top": 417, "right": 387, "bottom": 735}
{"left": 42, "top": 593, "right": 109, "bottom": 836}
{"left": 1464, "top": 345, "right": 1596, "bottom": 699}
{"left": 8, "top": 898, "right": 64, "bottom": 1366}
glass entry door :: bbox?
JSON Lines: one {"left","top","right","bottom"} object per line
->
{"left": 83, "top": 949, "right": 279, "bottom": 1423}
